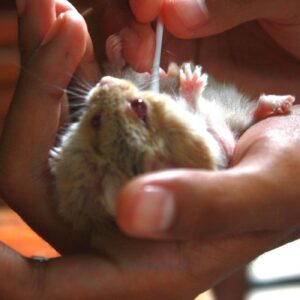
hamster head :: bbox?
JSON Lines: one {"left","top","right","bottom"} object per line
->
{"left": 83, "top": 76, "right": 220, "bottom": 173}
{"left": 81, "top": 76, "right": 170, "bottom": 176}
{"left": 55, "top": 76, "right": 223, "bottom": 228}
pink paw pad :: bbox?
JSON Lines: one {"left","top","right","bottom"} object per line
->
{"left": 105, "top": 34, "right": 125, "bottom": 68}
{"left": 180, "top": 64, "right": 208, "bottom": 107}
{"left": 254, "top": 94, "right": 295, "bottom": 121}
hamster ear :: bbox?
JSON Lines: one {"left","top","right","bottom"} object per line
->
{"left": 180, "top": 63, "right": 208, "bottom": 109}
{"left": 253, "top": 94, "right": 295, "bottom": 121}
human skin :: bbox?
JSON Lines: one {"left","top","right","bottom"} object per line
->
{"left": 0, "top": 0, "right": 300, "bottom": 299}
{"left": 93, "top": 0, "right": 300, "bottom": 100}
{"left": 95, "top": 0, "right": 300, "bottom": 277}
{"left": 97, "top": 1, "right": 300, "bottom": 242}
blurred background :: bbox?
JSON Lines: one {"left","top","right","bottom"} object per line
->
{"left": 0, "top": 0, "right": 18, "bottom": 132}
{"left": 0, "top": 1, "right": 299, "bottom": 300}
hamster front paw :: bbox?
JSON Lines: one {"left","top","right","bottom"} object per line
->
{"left": 180, "top": 63, "right": 208, "bottom": 109}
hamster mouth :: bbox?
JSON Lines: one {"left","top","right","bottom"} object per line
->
{"left": 207, "top": 127, "right": 235, "bottom": 165}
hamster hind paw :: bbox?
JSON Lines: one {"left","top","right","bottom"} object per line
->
{"left": 180, "top": 63, "right": 208, "bottom": 109}
{"left": 254, "top": 94, "right": 295, "bottom": 121}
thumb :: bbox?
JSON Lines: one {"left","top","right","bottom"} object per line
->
{"left": 116, "top": 167, "right": 292, "bottom": 240}
{"left": 130, "top": 0, "right": 163, "bottom": 23}
{"left": 161, "top": 0, "right": 294, "bottom": 38}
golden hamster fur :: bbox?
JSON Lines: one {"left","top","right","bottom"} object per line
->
{"left": 53, "top": 34, "right": 295, "bottom": 235}
{"left": 55, "top": 73, "right": 223, "bottom": 232}
{"left": 54, "top": 66, "right": 295, "bottom": 234}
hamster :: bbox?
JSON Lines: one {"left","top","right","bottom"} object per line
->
{"left": 53, "top": 34, "right": 295, "bottom": 235}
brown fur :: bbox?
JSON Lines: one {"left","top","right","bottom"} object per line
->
{"left": 54, "top": 77, "right": 218, "bottom": 233}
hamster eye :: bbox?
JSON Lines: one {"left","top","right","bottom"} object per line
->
{"left": 130, "top": 98, "right": 147, "bottom": 122}
{"left": 91, "top": 114, "right": 102, "bottom": 129}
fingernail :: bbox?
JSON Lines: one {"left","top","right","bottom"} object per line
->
{"left": 41, "top": 13, "right": 66, "bottom": 46}
{"left": 16, "top": 0, "right": 26, "bottom": 15}
{"left": 132, "top": 186, "right": 175, "bottom": 233}
{"left": 173, "top": 0, "right": 209, "bottom": 29}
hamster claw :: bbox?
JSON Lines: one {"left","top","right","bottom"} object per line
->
{"left": 180, "top": 63, "right": 208, "bottom": 109}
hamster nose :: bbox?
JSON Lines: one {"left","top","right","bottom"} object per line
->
{"left": 100, "top": 76, "right": 123, "bottom": 86}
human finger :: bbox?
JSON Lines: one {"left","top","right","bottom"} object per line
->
{"left": 161, "top": 0, "right": 300, "bottom": 39}
{"left": 30, "top": 231, "right": 281, "bottom": 300}
{"left": 0, "top": 242, "right": 45, "bottom": 299}
{"left": 0, "top": 10, "right": 88, "bottom": 252}
{"left": 56, "top": 0, "right": 101, "bottom": 103}
{"left": 130, "top": 0, "right": 163, "bottom": 23}
{"left": 55, "top": 0, "right": 100, "bottom": 85}
{"left": 117, "top": 169, "right": 279, "bottom": 240}
{"left": 120, "top": 23, "right": 155, "bottom": 72}
{"left": 91, "top": 0, "right": 155, "bottom": 72}
{"left": 117, "top": 110, "right": 300, "bottom": 240}
{"left": 0, "top": 223, "right": 286, "bottom": 300}
{"left": 17, "top": 0, "right": 56, "bottom": 62}
{"left": 55, "top": 0, "right": 76, "bottom": 15}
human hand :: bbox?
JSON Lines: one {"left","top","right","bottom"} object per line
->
{"left": 85, "top": 0, "right": 300, "bottom": 293}
{"left": 2, "top": 1, "right": 300, "bottom": 299}
{"left": 0, "top": 1, "right": 270, "bottom": 299}
{"left": 0, "top": 0, "right": 100, "bottom": 253}
{"left": 116, "top": 104, "right": 300, "bottom": 264}
{"left": 93, "top": 0, "right": 300, "bottom": 100}
{"left": 89, "top": 0, "right": 300, "bottom": 257}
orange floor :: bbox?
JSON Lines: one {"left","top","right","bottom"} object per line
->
{"left": 0, "top": 207, "right": 59, "bottom": 258}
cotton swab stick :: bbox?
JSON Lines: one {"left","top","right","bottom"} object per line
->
{"left": 150, "top": 17, "right": 164, "bottom": 93}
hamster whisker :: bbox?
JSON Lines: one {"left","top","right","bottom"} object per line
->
{"left": 67, "top": 87, "right": 90, "bottom": 98}
{"left": 169, "top": 87, "right": 179, "bottom": 98}
{"left": 68, "top": 83, "right": 92, "bottom": 96}
{"left": 69, "top": 110, "right": 86, "bottom": 121}
{"left": 71, "top": 75, "right": 93, "bottom": 90}
{"left": 18, "top": 63, "right": 91, "bottom": 99}
{"left": 162, "top": 49, "right": 175, "bottom": 59}
{"left": 69, "top": 72, "right": 94, "bottom": 91}
{"left": 65, "top": 90, "right": 87, "bottom": 100}
{"left": 67, "top": 102, "right": 87, "bottom": 108}
{"left": 138, "top": 82, "right": 151, "bottom": 91}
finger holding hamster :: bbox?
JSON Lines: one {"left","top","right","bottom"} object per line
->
{"left": 130, "top": 0, "right": 163, "bottom": 23}
{"left": 0, "top": 2, "right": 90, "bottom": 252}
{"left": 161, "top": 0, "right": 300, "bottom": 40}
{"left": 116, "top": 109, "right": 300, "bottom": 242}
{"left": 126, "top": 0, "right": 300, "bottom": 68}
{"left": 17, "top": 0, "right": 56, "bottom": 62}
{"left": 17, "top": 0, "right": 98, "bottom": 84}
{"left": 120, "top": 23, "right": 156, "bottom": 72}
{"left": 117, "top": 169, "right": 276, "bottom": 240}
{"left": 56, "top": 0, "right": 100, "bottom": 90}
{"left": 92, "top": 0, "right": 156, "bottom": 72}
